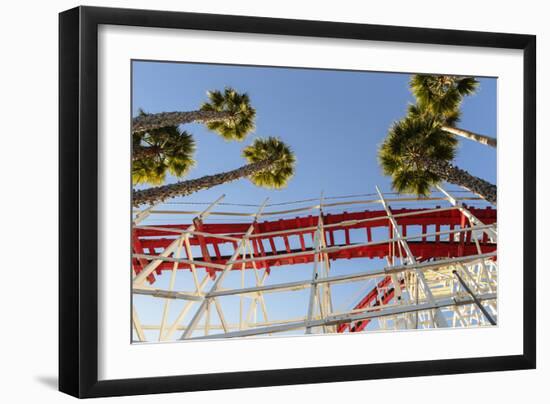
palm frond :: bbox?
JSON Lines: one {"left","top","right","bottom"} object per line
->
{"left": 200, "top": 87, "right": 256, "bottom": 141}
{"left": 455, "top": 77, "right": 479, "bottom": 97}
{"left": 378, "top": 114, "right": 458, "bottom": 197}
{"left": 409, "top": 74, "right": 479, "bottom": 119}
{"left": 132, "top": 126, "right": 196, "bottom": 186}
{"left": 242, "top": 137, "right": 296, "bottom": 189}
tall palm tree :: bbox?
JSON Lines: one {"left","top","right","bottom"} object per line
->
{"left": 132, "top": 88, "right": 256, "bottom": 141}
{"left": 410, "top": 74, "right": 497, "bottom": 148}
{"left": 132, "top": 126, "right": 196, "bottom": 186}
{"left": 378, "top": 115, "right": 496, "bottom": 205}
{"left": 133, "top": 137, "right": 296, "bottom": 207}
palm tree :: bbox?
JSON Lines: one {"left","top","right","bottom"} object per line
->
{"left": 132, "top": 126, "right": 196, "bottom": 186}
{"left": 132, "top": 88, "right": 256, "bottom": 141}
{"left": 378, "top": 115, "right": 496, "bottom": 205}
{"left": 200, "top": 88, "right": 256, "bottom": 141}
{"left": 133, "top": 137, "right": 296, "bottom": 207}
{"left": 410, "top": 74, "right": 497, "bottom": 148}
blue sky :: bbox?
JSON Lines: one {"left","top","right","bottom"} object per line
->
{"left": 132, "top": 61, "right": 496, "bottom": 202}
{"left": 132, "top": 60, "right": 497, "bottom": 341}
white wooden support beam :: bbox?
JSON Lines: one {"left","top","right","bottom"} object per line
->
{"left": 158, "top": 237, "right": 184, "bottom": 341}
{"left": 132, "top": 195, "right": 225, "bottom": 286}
{"left": 247, "top": 240, "right": 270, "bottom": 325}
{"left": 436, "top": 185, "right": 497, "bottom": 241}
{"left": 164, "top": 274, "right": 210, "bottom": 340}
{"left": 306, "top": 193, "right": 324, "bottom": 334}
{"left": 189, "top": 293, "right": 496, "bottom": 340}
{"left": 203, "top": 252, "right": 496, "bottom": 299}
{"left": 180, "top": 198, "right": 269, "bottom": 340}
{"left": 213, "top": 298, "right": 229, "bottom": 333}
{"left": 132, "top": 305, "right": 146, "bottom": 342}
{"left": 376, "top": 186, "right": 448, "bottom": 328}
{"left": 133, "top": 204, "right": 155, "bottom": 225}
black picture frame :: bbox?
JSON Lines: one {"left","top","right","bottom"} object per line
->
{"left": 59, "top": 5, "right": 536, "bottom": 398}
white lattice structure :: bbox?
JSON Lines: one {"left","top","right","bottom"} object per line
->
{"left": 131, "top": 186, "right": 497, "bottom": 342}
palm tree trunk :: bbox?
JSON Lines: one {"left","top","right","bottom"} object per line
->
{"left": 132, "top": 110, "right": 232, "bottom": 133}
{"left": 133, "top": 159, "right": 275, "bottom": 207}
{"left": 423, "top": 158, "right": 496, "bottom": 205}
{"left": 441, "top": 126, "right": 497, "bottom": 148}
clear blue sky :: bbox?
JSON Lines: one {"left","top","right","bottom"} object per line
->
{"left": 132, "top": 61, "right": 496, "bottom": 202}
{"left": 132, "top": 60, "right": 497, "bottom": 341}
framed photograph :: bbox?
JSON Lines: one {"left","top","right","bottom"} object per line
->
{"left": 59, "top": 6, "right": 536, "bottom": 398}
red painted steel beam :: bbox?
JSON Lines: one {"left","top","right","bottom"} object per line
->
{"left": 134, "top": 207, "right": 496, "bottom": 281}
{"left": 337, "top": 276, "right": 401, "bottom": 333}
{"left": 143, "top": 241, "right": 496, "bottom": 273}
{"left": 132, "top": 230, "right": 156, "bottom": 283}
{"left": 134, "top": 207, "right": 496, "bottom": 238}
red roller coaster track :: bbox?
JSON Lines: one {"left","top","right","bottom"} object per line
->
{"left": 133, "top": 206, "right": 496, "bottom": 279}
{"left": 132, "top": 202, "right": 497, "bottom": 337}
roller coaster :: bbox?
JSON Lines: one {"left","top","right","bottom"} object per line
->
{"left": 131, "top": 186, "right": 497, "bottom": 342}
